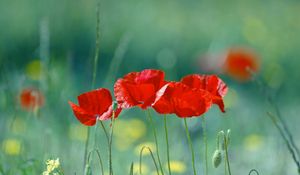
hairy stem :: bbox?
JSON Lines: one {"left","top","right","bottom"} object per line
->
{"left": 202, "top": 116, "right": 208, "bottom": 175}
{"left": 87, "top": 149, "right": 104, "bottom": 175}
{"left": 83, "top": 128, "right": 91, "bottom": 169}
{"left": 252, "top": 72, "right": 300, "bottom": 172}
{"left": 108, "top": 112, "right": 116, "bottom": 175}
{"left": 270, "top": 98, "right": 300, "bottom": 160}
{"left": 267, "top": 112, "right": 300, "bottom": 172}
{"left": 164, "top": 115, "right": 171, "bottom": 175}
{"left": 84, "top": 0, "right": 101, "bottom": 170}
{"left": 184, "top": 118, "right": 197, "bottom": 175}
{"left": 223, "top": 134, "right": 231, "bottom": 175}
{"left": 146, "top": 110, "right": 164, "bottom": 175}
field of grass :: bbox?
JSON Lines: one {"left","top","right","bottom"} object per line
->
{"left": 1, "top": 0, "right": 300, "bottom": 175}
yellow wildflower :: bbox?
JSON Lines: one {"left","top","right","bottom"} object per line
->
{"left": 42, "top": 158, "right": 60, "bottom": 175}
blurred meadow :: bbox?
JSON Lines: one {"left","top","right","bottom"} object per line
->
{"left": 1, "top": 0, "right": 300, "bottom": 174}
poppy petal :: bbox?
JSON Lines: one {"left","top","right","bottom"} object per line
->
{"left": 20, "top": 88, "right": 44, "bottom": 110}
{"left": 114, "top": 69, "right": 166, "bottom": 109}
{"left": 181, "top": 74, "right": 228, "bottom": 112}
{"left": 78, "top": 88, "right": 112, "bottom": 115}
{"left": 153, "top": 82, "right": 212, "bottom": 118}
{"left": 68, "top": 101, "right": 96, "bottom": 126}
{"left": 152, "top": 84, "right": 174, "bottom": 114}
{"left": 223, "top": 48, "right": 259, "bottom": 81}
{"left": 98, "top": 105, "right": 122, "bottom": 121}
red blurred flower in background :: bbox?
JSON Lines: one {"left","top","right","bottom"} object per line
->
{"left": 69, "top": 88, "right": 121, "bottom": 126}
{"left": 181, "top": 74, "right": 228, "bottom": 112}
{"left": 20, "top": 87, "right": 44, "bottom": 111}
{"left": 114, "top": 69, "right": 166, "bottom": 109}
{"left": 152, "top": 82, "right": 212, "bottom": 118}
{"left": 223, "top": 48, "right": 260, "bottom": 81}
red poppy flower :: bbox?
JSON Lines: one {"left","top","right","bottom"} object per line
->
{"left": 181, "top": 74, "right": 228, "bottom": 112}
{"left": 68, "top": 88, "right": 122, "bottom": 126}
{"left": 114, "top": 69, "right": 166, "bottom": 109}
{"left": 223, "top": 48, "right": 259, "bottom": 81}
{"left": 152, "top": 82, "right": 212, "bottom": 118}
{"left": 20, "top": 88, "right": 44, "bottom": 111}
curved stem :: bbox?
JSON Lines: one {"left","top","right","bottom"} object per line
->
{"left": 267, "top": 112, "right": 300, "bottom": 172}
{"left": 139, "top": 146, "right": 160, "bottom": 175}
{"left": 202, "top": 116, "right": 208, "bottom": 175}
{"left": 253, "top": 71, "right": 300, "bottom": 172}
{"left": 184, "top": 118, "right": 197, "bottom": 175}
{"left": 271, "top": 99, "right": 300, "bottom": 160}
{"left": 164, "top": 115, "right": 171, "bottom": 175}
{"left": 146, "top": 110, "right": 164, "bottom": 175}
{"left": 248, "top": 169, "right": 259, "bottom": 175}
{"left": 87, "top": 149, "right": 104, "bottom": 175}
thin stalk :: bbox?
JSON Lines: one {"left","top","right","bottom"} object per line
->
{"left": 91, "top": 0, "right": 101, "bottom": 88}
{"left": 99, "top": 121, "right": 109, "bottom": 143}
{"left": 129, "top": 162, "right": 134, "bottom": 175}
{"left": 223, "top": 135, "right": 231, "bottom": 175}
{"left": 83, "top": 128, "right": 91, "bottom": 169}
{"left": 252, "top": 72, "right": 300, "bottom": 173}
{"left": 146, "top": 110, "right": 164, "bottom": 175}
{"left": 93, "top": 121, "right": 99, "bottom": 148}
{"left": 224, "top": 155, "right": 228, "bottom": 175}
{"left": 164, "top": 115, "right": 171, "bottom": 175}
{"left": 84, "top": 0, "right": 101, "bottom": 170}
{"left": 248, "top": 169, "right": 259, "bottom": 175}
{"left": 108, "top": 112, "right": 116, "bottom": 175}
{"left": 139, "top": 146, "right": 160, "bottom": 175}
{"left": 267, "top": 112, "right": 300, "bottom": 173}
{"left": 87, "top": 149, "right": 104, "bottom": 175}
{"left": 202, "top": 116, "right": 208, "bottom": 175}
{"left": 183, "top": 118, "right": 197, "bottom": 175}
{"left": 270, "top": 98, "right": 300, "bottom": 160}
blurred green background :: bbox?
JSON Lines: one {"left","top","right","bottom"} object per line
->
{"left": 1, "top": 0, "right": 300, "bottom": 174}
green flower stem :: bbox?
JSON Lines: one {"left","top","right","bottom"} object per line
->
{"left": 223, "top": 135, "right": 231, "bottom": 175}
{"left": 87, "top": 149, "right": 104, "bottom": 175}
{"left": 139, "top": 146, "right": 160, "bottom": 175}
{"left": 146, "top": 110, "right": 164, "bottom": 175}
{"left": 108, "top": 112, "right": 116, "bottom": 175}
{"left": 129, "top": 162, "right": 134, "bottom": 175}
{"left": 99, "top": 121, "right": 109, "bottom": 142}
{"left": 252, "top": 72, "right": 300, "bottom": 173}
{"left": 84, "top": 0, "right": 101, "bottom": 170}
{"left": 184, "top": 118, "right": 197, "bottom": 175}
{"left": 202, "top": 116, "right": 208, "bottom": 175}
{"left": 248, "top": 169, "right": 260, "bottom": 175}
{"left": 267, "top": 112, "right": 300, "bottom": 173}
{"left": 83, "top": 128, "right": 91, "bottom": 169}
{"left": 164, "top": 115, "right": 171, "bottom": 175}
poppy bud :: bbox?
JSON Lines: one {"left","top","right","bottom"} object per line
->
{"left": 227, "top": 129, "right": 231, "bottom": 145}
{"left": 212, "top": 149, "right": 222, "bottom": 168}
